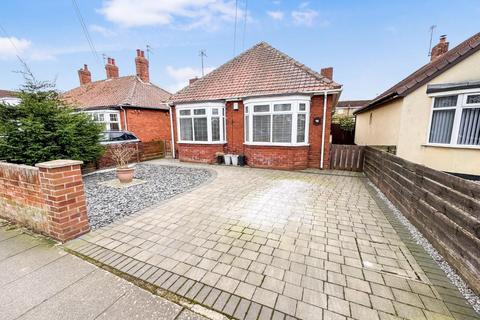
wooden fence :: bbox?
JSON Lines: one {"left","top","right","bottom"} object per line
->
{"left": 329, "top": 144, "right": 365, "bottom": 171}
{"left": 364, "top": 146, "right": 480, "bottom": 295}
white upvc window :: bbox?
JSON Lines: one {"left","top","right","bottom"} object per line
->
{"left": 176, "top": 102, "right": 226, "bottom": 144}
{"left": 85, "top": 110, "right": 121, "bottom": 131}
{"left": 427, "top": 91, "right": 480, "bottom": 148}
{"left": 244, "top": 96, "right": 310, "bottom": 146}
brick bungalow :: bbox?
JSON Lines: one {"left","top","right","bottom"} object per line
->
{"left": 169, "top": 42, "right": 342, "bottom": 170}
{"left": 63, "top": 50, "right": 171, "bottom": 143}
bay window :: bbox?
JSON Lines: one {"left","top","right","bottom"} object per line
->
{"left": 177, "top": 103, "right": 226, "bottom": 143}
{"left": 86, "top": 111, "right": 121, "bottom": 131}
{"left": 244, "top": 96, "right": 310, "bottom": 145}
{"left": 428, "top": 92, "right": 480, "bottom": 147}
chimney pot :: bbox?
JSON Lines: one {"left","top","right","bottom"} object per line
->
{"left": 105, "top": 56, "right": 119, "bottom": 79}
{"left": 320, "top": 67, "right": 333, "bottom": 80}
{"left": 78, "top": 64, "right": 92, "bottom": 85}
{"left": 430, "top": 35, "right": 449, "bottom": 62}
{"left": 135, "top": 50, "right": 149, "bottom": 82}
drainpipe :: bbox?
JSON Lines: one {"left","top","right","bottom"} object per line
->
{"left": 169, "top": 105, "right": 176, "bottom": 158}
{"left": 320, "top": 91, "right": 328, "bottom": 169}
{"left": 119, "top": 106, "right": 128, "bottom": 131}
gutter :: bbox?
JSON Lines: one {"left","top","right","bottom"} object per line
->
{"left": 169, "top": 105, "right": 176, "bottom": 158}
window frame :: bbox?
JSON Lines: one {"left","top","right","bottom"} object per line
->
{"left": 426, "top": 91, "right": 480, "bottom": 149}
{"left": 85, "top": 110, "right": 121, "bottom": 132}
{"left": 244, "top": 96, "right": 310, "bottom": 147}
{"left": 176, "top": 102, "right": 227, "bottom": 144}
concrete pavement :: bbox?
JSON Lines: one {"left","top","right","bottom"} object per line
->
{"left": 0, "top": 222, "right": 210, "bottom": 320}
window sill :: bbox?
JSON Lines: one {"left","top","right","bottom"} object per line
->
{"left": 244, "top": 143, "right": 310, "bottom": 147}
{"left": 422, "top": 143, "right": 480, "bottom": 150}
{"left": 177, "top": 141, "right": 227, "bottom": 145}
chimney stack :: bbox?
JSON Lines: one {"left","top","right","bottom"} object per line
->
{"left": 189, "top": 77, "right": 198, "bottom": 85}
{"left": 430, "top": 35, "right": 449, "bottom": 62}
{"left": 78, "top": 64, "right": 91, "bottom": 85}
{"left": 135, "top": 49, "right": 149, "bottom": 82}
{"left": 105, "top": 57, "right": 119, "bottom": 79}
{"left": 321, "top": 67, "right": 333, "bottom": 80}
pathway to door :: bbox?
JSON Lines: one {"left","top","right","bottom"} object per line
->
{"left": 67, "top": 160, "right": 479, "bottom": 320}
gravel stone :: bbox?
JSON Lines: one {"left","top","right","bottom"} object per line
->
{"left": 83, "top": 164, "right": 213, "bottom": 229}
{"left": 368, "top": 181, "right": 480, "bottom": 313}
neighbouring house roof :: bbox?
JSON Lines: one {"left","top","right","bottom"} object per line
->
{"left": 62, "top": 76, "right": 171, "bottom": 111}
{"left": 355, "top": 32, "right": 480, "bottom": 115}
{"left": 0, "top": 90, "right": 17, "bottom": 98}
{"left": 336, "top": 100, "right": 370, "bottom": 109}
{"left": 170, "top": 42, "right": 342, "bottom": 104}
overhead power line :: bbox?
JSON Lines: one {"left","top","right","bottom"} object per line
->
{"left": 71, "top": 0, "right": 102, "bottom": 67}
{"left": 242, "top": 0, "right": 248, "bottom": 50}
{"left": 0, "top": 22, "right": 35, "bottom": 80}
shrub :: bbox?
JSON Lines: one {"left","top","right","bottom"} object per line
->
{"left": 0, "top": 78, "right": 104, "bottom": 166}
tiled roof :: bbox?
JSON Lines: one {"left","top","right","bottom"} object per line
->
{"left": 336, "top": 100, "right": 370, "bottom": 108}
{"left": 62, "top": 76, "right": 171, "bottom": 110}
{"left": 355, "top": 32, "right": 480, "bottom": 115}
{"left": 0, "top": 90, "right": 17, "bottom": 98}
{"left": 170, "top": 42, "right": 341, "bottom": 104}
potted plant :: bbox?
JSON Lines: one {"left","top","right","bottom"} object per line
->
{"left": 215, "top": 152, "right": 225, "bottom": 164}
{"left": 110, "top": 144, "right": 137, "bottom": 183}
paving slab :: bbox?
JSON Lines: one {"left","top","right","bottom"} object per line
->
{"left": 66, "top": 160, "right": 480, "bottom": 320}
{"left": 0, "top": 225, "right": 211, "bottom": 320}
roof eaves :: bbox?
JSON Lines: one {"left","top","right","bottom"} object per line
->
{"left": 353, "top": 92, "right": 400, "bottom": 115}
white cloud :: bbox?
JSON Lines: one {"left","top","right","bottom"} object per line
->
{"left": 267, "top": 10, "right": 284, "bottom": 20}
{"left": 291, "top": 8, "right": 319, "bottom": 26}
{"left": 90, "top": 24, "right": 117, "bottom": 37}
{"left": 0, "top": 37, "right": 31, "bottom": 60}
{"left": 166, "top": 65, "right": 215, "bottom": 92}
{"left": 99, "top": 0, "right": 244, "bottom": 30}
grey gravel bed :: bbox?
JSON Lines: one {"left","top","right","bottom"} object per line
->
{"left": 368, "top": 181, "right": 480, "bottom": 313}
{"left": 83, "top": 164, "right": 213, "bottom": 230}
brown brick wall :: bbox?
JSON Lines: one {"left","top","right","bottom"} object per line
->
{"left": 226, "top": 101, "right": 245, "bottom": 154}
{"left": 0, "top": 160, "right": 90, "bottom": 242}
{"left": 308, "top": 95, "right": 333, "bottom": 169}
{"left": 120, "top": 108, "right": 171, "bottom": 142}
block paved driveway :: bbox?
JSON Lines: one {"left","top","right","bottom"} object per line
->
{"left": 68, "top": 161, "right": 479, "bottom": 320}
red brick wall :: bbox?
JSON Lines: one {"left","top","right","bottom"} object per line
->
{"left": 244, "top": 145, "right": 309, "bottom": 170}
{"left": 120, "top": 108, "right": 171, "bottom": 142}
{"left": 171, "top": 94, "right": 334, "bottom": 170}
{"left": 226, "top": 101, "right": 245, "bottom": 154}
{"left": 177, "top": 143, "right": 226, "bottom": 163}
{"left": 0, "top": 160, "right": 90, "bottom": 241}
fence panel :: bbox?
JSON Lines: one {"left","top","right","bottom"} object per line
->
{"left": 329, "top": 144, "right": 365, "bottom": 171}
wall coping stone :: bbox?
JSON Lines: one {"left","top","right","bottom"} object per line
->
{"left": 35, "top": 160, "right": 83, "bottom": 169}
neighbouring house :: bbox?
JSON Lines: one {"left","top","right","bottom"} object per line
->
{"left": 0, "top": 90, "right": 20, "bottom": 105}
{"left": 168, "top": 42, "right": 342, "bottom": 170}
{"left": 355, "top": 33, "right": 480, "bottom": 178}
{"left": 335, "top": 100, "right": 370, "bottom": 117}
{"left": 62, "top": 50, "right": 171, "bottom": 144}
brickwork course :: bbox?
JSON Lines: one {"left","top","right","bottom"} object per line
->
{"left": 67, "top": 161, "right": 480, "bottom": 320}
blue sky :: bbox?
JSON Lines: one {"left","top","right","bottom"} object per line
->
{"left": 0, "top": 0, "right": 479, "bottom": 100}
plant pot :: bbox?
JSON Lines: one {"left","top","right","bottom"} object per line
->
{"left": 224, "top": 154, "right": 232, "bottom": 165}
{"left": 216, "top": 155, "right": 224, "bottom": 164}
{"left": 238, "top": 155, "right": 246, "bottom": 166}
{"left": 117, "top": 167, "right": 134, "bottom": 183}
{"left": 231, "top": 155, "right": 239, "bottom": 166}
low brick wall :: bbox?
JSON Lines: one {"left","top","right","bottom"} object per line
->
{"left": 0, "top": 160, "right": 90, "bottom": 241}
{"left": 244, "top": 145, "right": 309, "bottom": 170}
{"left": 364, "top": 146, "right": 480, "bottom": 295}
{"left": 177, "top": 143, "right": 226, "bottom": 164}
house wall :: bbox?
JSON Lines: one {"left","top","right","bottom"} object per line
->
{"left": 172, "top": 94, "right": 334, "bottom": 170}
{"left": 354, "top": 98, "right": 403, "bottom": 146}
{"left": 396, "top": 50, "right": 480, "bottom": 176}
{"left": 120, "top": 108, "right": 171, "bottom": 142}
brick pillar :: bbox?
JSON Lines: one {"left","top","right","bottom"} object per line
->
{"left": 36, "top": 160, "right": 90, "bottom": 242}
